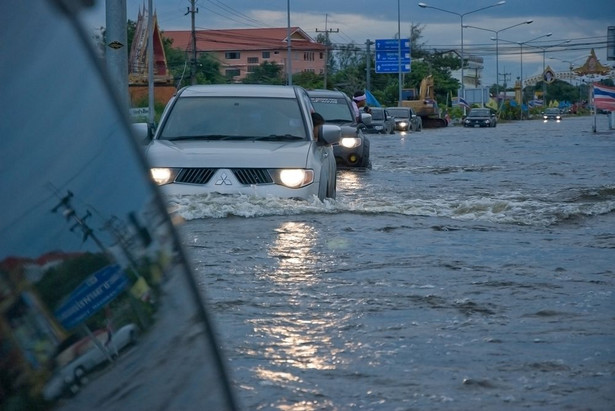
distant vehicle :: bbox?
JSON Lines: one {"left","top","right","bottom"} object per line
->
{"left": 387, "top": 107, "right": 423, "bottom": 132}
{"left": 399, "top": 75, "right": 448, "bottom": 128}
{"left": 463, "top": 108, "right": 497, "bottom": 128}
{"left": 543, "top": 107, "right": 562, "bottom": 121}
{"left": 144, "top": 84, "right": 340, "bottom": 201}
{"left": 308, "top": 89, "right": 371, "bottom": 168}
{"left": 43, "top": 324, "right": 139, "bottom": 401}
{"left": 364, "top": 107, "right": 396, "bottom": 134}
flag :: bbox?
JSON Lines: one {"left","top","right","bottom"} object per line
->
{"left": 528, "top": 99, "right": 543, "bottom": 108}
{"left": 486, "top": 98, "right": 498, "bottom": 111}
{"left": 453, "top": 97, "right": 470, "bottom": 109}
{"left": 364, "top": 89, "right": 382, "bottom": 107}
{"left": 593, "top": 83, "right": 615, "bottom": 111}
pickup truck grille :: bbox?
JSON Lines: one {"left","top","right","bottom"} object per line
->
{"left": 232, "top": 168, "right": 273, "bottom": 185}
{"left": 175, "top": 168, "right": 273, "bottom": 185}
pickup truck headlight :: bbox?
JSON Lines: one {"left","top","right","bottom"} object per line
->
{"left": 274, "top": 169, "right": 314, "bottom": 188}
{"left": 151, "top": 168, "right": 178, "bottom": 185}
{"left": 340, "top": 137, "right": 361, "bottom": 148}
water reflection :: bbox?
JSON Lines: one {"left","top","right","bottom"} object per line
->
{"left": 264, "top": 222, "right": 319, "bottom": 284}
{"left": 336, "top": 170, "right": 365, "bottom": 193}
{"left": 248, "top": 221, "right": 342, "bottom": 409}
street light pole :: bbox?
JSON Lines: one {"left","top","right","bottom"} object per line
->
{"left": 498, "top": 33, "right": 552, "bottom": 119}
{"left": 398, "top": 0, "right": 402, "bottom": 104}
{"left": 418, "top": 1, "right": 505, "bottom": 104}
{"left": 463, "top": 20, "right": 533, "bottom": 107}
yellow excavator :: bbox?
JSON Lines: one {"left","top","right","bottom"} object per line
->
{"left": 399, "top": 75, "right": 448, "bottom": 128}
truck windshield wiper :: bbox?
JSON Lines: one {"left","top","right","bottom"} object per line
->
{"left": 252, "top": 135, "right": 305, "bottom": 141}
{"left": 164, "top": 135, "right": 233, "bottom": 141}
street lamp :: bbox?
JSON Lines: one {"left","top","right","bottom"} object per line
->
{"left": 548, "top": 57, "right": 576, "bottom": 71}
{"left": 418, "top": 1, "right": 506, "bottom": 102}
{"left": 463, "top": 20, "right": 533, "bottom": 106}
{"left": 498, "top": 33, "right": 552, "bottom": 119}
{"left": 398, "top": 0, "right": 402, "bottom": 103}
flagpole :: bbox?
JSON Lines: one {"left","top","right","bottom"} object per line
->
{"left": 591, "top": 83, "right": 597, "bottom": 133}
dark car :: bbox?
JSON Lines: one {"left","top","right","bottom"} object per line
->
{"left": 308, "top": 89, "right": 371, "bottom": 168}
{"left": 386, "top": 106, "right": 423, "bottom": 132}
{"left": 364, "top": 107, "right": 396, "bottom": 134}
{"left": 463, "top": 108, "right": 497, "bottom": 128}
{"left": 543, "top": 108, "right": 562, "bottom": 121}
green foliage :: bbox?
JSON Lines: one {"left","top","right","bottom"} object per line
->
{"left": 242, "top": 61, "right": 285, "bottom": 84}
{"left": 35, "top": 253, "right": 109, "bottom": 310}
{"left": 293, "top": 71, "right": 324, "bottom": 89}
{"left": 195, "top": 53, "right": 229, "bottom": 85}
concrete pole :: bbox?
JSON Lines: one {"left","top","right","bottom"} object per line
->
{"left": 105, "top": 0, "right": 129, "bottom": 110}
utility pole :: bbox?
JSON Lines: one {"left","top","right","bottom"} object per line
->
{"left": 105, "top": 0, "right": 129, "bottom": 110}
{"left": 316, "top": 14, "right": 338, "bottom": 89}
{"left": 365, "top": 39, "right": 374, "bottom": 92}
{"left": 51, "top": 191, "right": 112, "bottom": 261}
{"left": 498, "top": 70, "right": 511, "bottom": 109}
{"left": 186, "top": 0, "right": 198, "bottom": 85}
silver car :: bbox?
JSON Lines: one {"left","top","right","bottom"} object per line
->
{"left": 145, "top": 85, "right": 340, "bottom": 201}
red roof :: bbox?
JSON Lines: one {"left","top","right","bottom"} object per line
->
{"left": 163, "top": 27, "right": 326, "bottom": 52}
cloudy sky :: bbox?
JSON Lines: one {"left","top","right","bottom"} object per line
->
{"left": 82, "top": 0, "right": 614, "bottom": 87}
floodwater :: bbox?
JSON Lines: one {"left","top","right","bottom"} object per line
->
{"left": 172, "top": 115, "right": 615, "bottom": 410}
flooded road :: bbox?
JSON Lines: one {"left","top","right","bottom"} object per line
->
{"left": 173, "top": 115, "right": 615, "bottom": 410}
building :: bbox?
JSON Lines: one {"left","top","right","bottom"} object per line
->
{"left": 163, "top": 27, "right": 327, "bottom": 82}
{"left": 128, "top": 6, "right": 176, "bottom": 106}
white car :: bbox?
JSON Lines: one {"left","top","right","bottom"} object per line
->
{"left": 144, "top": 84, "right": 340, "bottom": 201}
{"left": 43, "top": 323, "right": 139, "bottom": 401}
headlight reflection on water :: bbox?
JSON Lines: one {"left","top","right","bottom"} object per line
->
{"left": 248, "top": 221, "right": 348, "bottom": 405}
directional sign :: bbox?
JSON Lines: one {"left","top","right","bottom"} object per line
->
{"left": 375, "top": 39, "right": 410, "bottom": 51}
{"left": 376, "top": 62, "right": 411, "bottom": 73}
{"left": 375, "top": 38, "right": 411, "bottom": 73}
{"left": 375, "top": 51, "right": 411, "bottom": 62}
{"left": 55, "top": 264, "right": 129, "bottom": 330}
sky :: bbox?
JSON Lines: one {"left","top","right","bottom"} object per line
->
{"left": 81, "top": 0, "right": 615, "bottom": 88}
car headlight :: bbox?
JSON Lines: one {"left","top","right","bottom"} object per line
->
{"left": 274, "top": 169, "right": 314, "bottom": 188}
{"left": 151, "top": 167, "right": 177, "bottom": 185}
{"left": 399, "top": 121, "right": 408, "bottom": 128}
{"left": 340, "top": 137, "right": 361, "bottom": 148}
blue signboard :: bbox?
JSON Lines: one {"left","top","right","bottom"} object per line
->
{"left": 375, "top": 39, "right": 410, "bottom": 51}
{"left": 375, "top": 38, "right": 410, "bottom": 73}
{"left": 55, "top": 264, "right": 129, "bottom": 329}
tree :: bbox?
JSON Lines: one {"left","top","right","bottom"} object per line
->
{"left": 195, "top": 53, "right": 228, "bottom": 85}
{"left": 242, "top": 61, "right": 284, "bottom": 84}
{"left": 293, "top": 71, "right": 324, "bottom": 89}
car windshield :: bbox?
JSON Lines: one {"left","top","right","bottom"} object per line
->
{"left": 545, "top": 108, "right": 559, "bottom": 114}
{"left": 310, "top": 97, "right": 354, "bottom": 122}
{"left": 159, "top": 96, "right": 308, "bottom": 140}
{"left": 370, "top": 109, "right": 384, "bottom": 120}
{"left": 387, "top": 108, "right": 410, "bottom": 118}
{"left": 469, "top": 109, "right": 490, "bottom": 117}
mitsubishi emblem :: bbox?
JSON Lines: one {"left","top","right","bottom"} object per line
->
{"left": 215, "top": 172, "right": 232, "bottom": 186}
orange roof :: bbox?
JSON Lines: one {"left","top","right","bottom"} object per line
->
{"left": 163, "top": 27, "right": 326, "bottom": 52}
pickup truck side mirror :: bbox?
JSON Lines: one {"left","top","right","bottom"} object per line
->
{"left": 0, "top": 2, "right": 237, "bottom": 409}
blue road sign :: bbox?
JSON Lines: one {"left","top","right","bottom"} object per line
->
{"left": 376, "top": 62, "right": 410, "bottom": 73}
{"left": 55, "top": 264, "right": 129, "bottom": 329}
{"left": 375, "top": 51, "right": 410, "bottom": 62}
{"left": 375, "top": 39, "right": 410, "bottom": 51}
{"left": 375, "top": 38, "right": 411, "bottom": 73}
